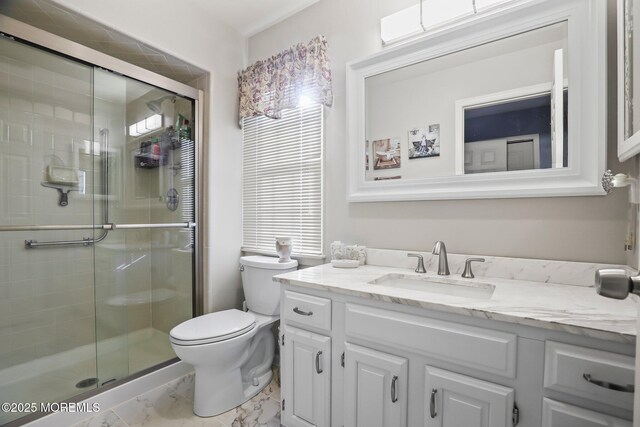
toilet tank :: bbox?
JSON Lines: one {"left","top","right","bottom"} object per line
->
{"left": 240, "top": 255, "right": 298, "bottom": 316}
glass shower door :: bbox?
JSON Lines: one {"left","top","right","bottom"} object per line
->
{"left": 92, "top": 69, "right": 195, "bottom": 385}
{"left": 0, "top": 35, "right": 97, "bottom": 425}
{"left": 0, "top": 35, "right": 196, "bottom": 426}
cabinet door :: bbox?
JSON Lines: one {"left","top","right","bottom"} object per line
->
{"left": 424, "top": 366, "right": 514, "bottom": 427}
{"left": 281, "top": 325, "right": 331, "bottom": 427}
{"left": 344, "top": 343, "right": 408, "bottom": 427}
{"left": 542, "top": 398, "right": 632, "bottom": 427}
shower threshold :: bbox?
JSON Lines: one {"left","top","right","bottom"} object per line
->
{"left": 0, "top": 328, "right": 175, "bottom": 426}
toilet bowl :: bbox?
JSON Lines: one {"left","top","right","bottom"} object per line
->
{"left": 169, "top": 255, "right": 297, "bottom": 417}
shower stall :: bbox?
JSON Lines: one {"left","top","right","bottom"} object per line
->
{"left": 0, "top": 19, "right": 202, "bottom": 426}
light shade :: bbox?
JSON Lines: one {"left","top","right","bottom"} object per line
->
{"left": 381, "top": 0, "right": 515, "bottom": 45}
{"left": 381, "top": 4, "right": 423, "bottom": 45}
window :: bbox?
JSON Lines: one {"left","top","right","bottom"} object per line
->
{"left": 242, "top": 103, "right": 323, "bottom": 257}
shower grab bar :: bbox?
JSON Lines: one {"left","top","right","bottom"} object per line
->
{"left": 6, "top": 222, "right": 196, "bottom": 249}
{"left": 26, "top": 235, "right": 105, "bottom": 249}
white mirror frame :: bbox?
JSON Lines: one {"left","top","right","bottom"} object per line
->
{"left": 346, "top": 0, "right": 606, "bottom": 202}
{"left": 618, "top": 0, "right": 640, "bottom": 162}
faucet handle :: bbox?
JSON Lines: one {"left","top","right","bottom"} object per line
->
{"left": 407, "top": 253, "right": 426, "bottom": 273}
{"left": 462, "top": 258, "right": 485, "bottom": 279}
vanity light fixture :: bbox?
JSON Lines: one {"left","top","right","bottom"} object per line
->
{"left": 380, "top": 0, "right": 517, "bottom": 45}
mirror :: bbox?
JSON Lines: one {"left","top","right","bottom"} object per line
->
{"left": 618, "top": 0, "right": 640, "bottom": 161}
{"left": 365, "top": 23, "right": 568, "bottom": 181}
{"left": 347, "top": 0, "right": 606, "bottom": 201}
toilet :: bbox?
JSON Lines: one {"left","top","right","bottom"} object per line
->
{"left": 169, "top": 255, "right": 297, "bottom": 417}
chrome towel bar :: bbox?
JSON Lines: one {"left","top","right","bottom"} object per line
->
{"left": 0, "top": 222, "right": 195, "bottom": 232}
{"left": 0, "top": 224, "right": 110, "bottom": 232}
{"left": 0, "top": 222, "right": 196, "bottom": 249}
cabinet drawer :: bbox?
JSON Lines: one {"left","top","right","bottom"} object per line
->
{"left": 345, "top": 304, "right": 517, "bottom": 378}
{"left": 283, "top": 290, "right": 332, "bottom": 332}
{"left": 544, "top": 341, "right": 634, "bottom": 410}
{"left": 542, "top": 398, "right": 631, "bottom": 427}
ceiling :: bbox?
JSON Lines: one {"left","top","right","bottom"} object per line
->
{"left": 0, "top": 0, "right": 320, "bottom": 84}
{"left": 192, "top": 0, "right": 320, "bottom": 37}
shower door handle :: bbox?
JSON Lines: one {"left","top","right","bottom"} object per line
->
{"left": 17, "top": 222, "right": 195, "bottom": 248}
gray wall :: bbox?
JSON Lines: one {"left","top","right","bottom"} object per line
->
{"left": 248, "top": 0, "right": 632, "bottom": 264}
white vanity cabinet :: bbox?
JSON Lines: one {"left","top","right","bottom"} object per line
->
{"left": 279, "top": 285, "right": 635, "bottom": 427}
{"left": 343, "top": 343, "right": 408, "bottom": 427}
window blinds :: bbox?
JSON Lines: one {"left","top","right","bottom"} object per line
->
{"left": 242, "top": 103, "right": 323, "bottom": 257}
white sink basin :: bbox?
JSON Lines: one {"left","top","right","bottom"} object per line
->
{"left": 369, "top": 274, "right": 495, "bottom": 299}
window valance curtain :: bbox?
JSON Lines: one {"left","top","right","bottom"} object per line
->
{"left": 238, "top": 35, "right": 333, "bottom": 123}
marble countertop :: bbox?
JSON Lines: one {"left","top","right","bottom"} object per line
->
{"left": 274, "top": 263, "right": 637, "bottom": 345}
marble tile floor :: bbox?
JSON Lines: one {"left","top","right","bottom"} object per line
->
{"left": 72, "top": 369, "right": 281, "bottom": 427}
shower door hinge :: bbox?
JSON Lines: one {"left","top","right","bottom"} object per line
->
{"left": 512, "top": 402, "right": 520, "bottom": 426}
{"left": 341, "top": 352, "right": 345, "bottom": 367}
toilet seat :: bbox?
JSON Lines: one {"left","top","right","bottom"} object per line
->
{"left": 169, "top": 309, "right": 256, "bottom": 346}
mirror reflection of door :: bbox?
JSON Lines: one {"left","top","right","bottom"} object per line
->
{"left": 464, "top": 139, "right": 507, "bottom": 174}
{"left": 507, "top": 137, "right": 538, "bottom": 171}
{"left": 464, "top": 135, "right": 540, "bottom": 174}
{"left": 462, "top": 90, "right": 567, "bottom": 175}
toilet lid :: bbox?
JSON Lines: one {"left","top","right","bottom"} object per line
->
{"left": 240, "top": 255, "right": 297, "bottom": 270}
{"left": 169, "top": 309, "right": 256, "bottom": 345}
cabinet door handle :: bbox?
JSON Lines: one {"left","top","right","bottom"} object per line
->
{"left": 583, "top": 373, "right": 635, "bottom": 393}
{"left": 293, "top": 307, "right": 313, "bottom": 316}
{"left": 430, "top": 388, "right": 438, "bottom": 418}
{"left": 391, "top": 375, "right": 399, "bottom": 403}
{"left": 315, "top": 351, "right": 323, "bottom": 374}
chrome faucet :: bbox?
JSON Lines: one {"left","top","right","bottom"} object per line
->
{"left": 432, "top": 241, "right": 450, "bottom": 276}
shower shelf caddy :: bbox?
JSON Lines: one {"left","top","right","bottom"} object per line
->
{"left": 134, "top": 127, "right": 191, "bottom": 169}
